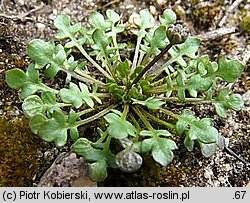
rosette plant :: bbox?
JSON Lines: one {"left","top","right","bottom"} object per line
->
{"left": 6, "top": 9, "right": 244, "bottom": 181}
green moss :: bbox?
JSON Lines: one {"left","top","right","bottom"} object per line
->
{"left": 0, "top": 116, "right": 40, "bottom": 186}
{"left": 191, "top": 1, "right": 223, "bottom": 29}
{"left": 104, "top": 156, "right": 191, "bottom": 186}
{"left": 242, "top": 14, "right": 250, "bottom": 32}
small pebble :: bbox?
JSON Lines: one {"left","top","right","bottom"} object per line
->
{"left": 16, "top": 0, "right": 25, "bottom": 6}
{"left": 204, "top": 167, "right": 213, "bottom": 179}
{"left": 156, "top": 0, "right": 167, "bottom": 7}
{"left": 149, "top": 5, "right": 157, "bottom": 16}
{"left": 36, "top": 22, "right": 46, "bottom": 31}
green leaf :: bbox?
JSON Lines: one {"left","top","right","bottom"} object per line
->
{"left": 184, "top": 135, "right": 194, "bottom": 151}
{"left": 54, "top": 15, "right": 82, "bottom": 39}
{"left": 188, "top": 118, "right": 218, "bottom": 144}
{"left": 152, "top": 138, "right": 177, "bottom": 166}
{"left": 213, "top": 88, "right": 244, "bottom": 118}
{"left": 28, "top": 39, "right": 54, "bottom": 69}
{"left": 72, "top": 138, "right": 103, "bottom": 162}
{"left": 199, "top": 142, "right": 218, "bottom": 157}
{"left": 134, "top": 9, "right": 154, "bottom": 30}
{"left": 22, "top": 92, "right": 61, "bottom": 116}
{"left": 41, "top": 91, "right": 61, "bottom": 114}
{"left": 141, "top": 138, "right": 154, "bottom": 153}
{"left": 79, "top": 82, "right": 94, "bottom": 108}
{"left": 176, "top": 70, "right": 186, "bottom": 101}
{"left": 177, "top": 37, "right": 200, "bottom": 58}
{"left": 5, "top": 68, "right": 28, "bottom": 88}
{"left": 143, "top": 26, "right": 168, "bottom": 56}
{"left": 169, "top": 37, "right": 200, "bottom": 66}
{"left": 104, "top": 112, "right": 136, "bottom": 139}
{"left": 22, "top": 95, "right": 45, "bottom": 117}
{"left": 27, "top": 39, "right": 67, "bottom": 77}
{"left": 132, "top": 97, "right": 165, "bottom": 109}
{"left": 186, "top": 74, "right": 214, "bottom": 97}
{"left": 159, "top": 9, "right": 177, "bottom": 26}
{"left": 116, "top": 59, "right": 130, "bottom": 78}
{"left": 215, "top": 56, "right": 244, "bottom": 83}
{"left": 29, "top": 114, "right": 47, "bottom": 134}
{"left": 60, "top": 82, "right": 83, "bottom": 108}
{"left": 106, "top": 9, "right": 120, "bottom": 23}
{"left": 89, "top": 160, "right": 108, "bottom": 182}
{"left": 178, "top": 111, "right": 218, "bottom": 144}
{"left": 69, "top": 127, "right": 79, "bottom": 142}
{"left": 91, "top": 29, "right": 112, "bottom": 60}
{"left": 30, "top": 111, "right": 71, "bottom": 147}
{"left": 88, "top": 11, "right": 112, "bottom": 30}
{"left": 59, "top": 82, "right": 94, "bottom": 108}
{"left": 5, "top": 65, "right": 55, "bottom": 99}
{"left": 140, "top": 130, "right": 177, "bottom": 166}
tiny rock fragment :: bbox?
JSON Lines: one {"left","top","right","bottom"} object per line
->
{"left": 156, "top": 0, "right": 167, "bottom": 7}
{"left": 36, "top": 22, "right": 46, "bottom": 31}
{"left": 149, "top": 6, "right": 157, "bottom": 16}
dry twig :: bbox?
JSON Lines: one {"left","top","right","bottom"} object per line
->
{"left": 196, "top": 26, "right": 237, "bottom": 41}
{"left": 218, "top": 0, "right": 244, "bottom": 27}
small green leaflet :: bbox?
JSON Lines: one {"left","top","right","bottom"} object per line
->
{"left": 27, "top": 39, "right": 67, "bottom": 77}
{"left": 89, "top": 160, "right": 108, "bottom": 182}
{"left": 176, "top": 112, "right": 218, "bottom": 144}
{"left": 176, "top": 111, "right": 218, "bottom": 156}
{"left": 139, "top": 130, "right": 177, "bottom": 166}
{"left": 142, "top": 26, "right": 168, "bottom": 56}
{"left": 186, "top": 74, "right": 214, "bottom": 98}
{"left": 132, "top": 97, "right": 165, "bottom": 109}
{"left": 30, "top": 111, "right": 78, "bottom": 147}
{"left": 168, "top": 37, "right": 200, "bottom": 67}
{"left": 91, "top": 29, "right": 112, "bottom": 61}
{"left": 88, "top": 11, "right": 112, "bottom": 31}
{"left": 133, "top": 9, "right": 154, "bottom": 30}
{"left": 213, "top": 88, "right": 244, "bottom": 118}
{"left": 72, "top": 138, "right": 116, "bottom": 182}
{"left": 132, "top": 9, "right": 155, "bottom": 38}
{"left": 54, "top": 15, "right": 82, "bottom": 39}
{"left": 159, "top": 9, "right": 177, "bottom": 26}
{"left": 116, "top": 59, "right": 130, "bottom": 78}
{"left": 59, "top": 82, "right": 100, "bottom": 108}
{"left": 214, "top": 56, "right": 244, "bottom": 83}
{"left": 5, "top": 64, "right": 57, "bottom": 99}
{"left": 22, "top": 92, "right": 62, "bottom": 117}
{"left": 104, "top": 111, "right": 136, "bottom": 139}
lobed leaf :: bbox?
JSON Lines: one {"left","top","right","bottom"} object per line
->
{"left": 28, "top": 40, "right": 67, "bottom": 78}
{"left": 132, "top": 97, "right": 165, "bottom": 109}
{"left": 169, "top": 37, "right": 200, "bottom": 67}
{"left": 30, "top": 111, "right": 69, "bottom": 147}
{"left": 88, "top": 11, "right": 112, "bottom": 30}
{"left": 54, "top": 15, "right": 82, "bottom": 39}
{"left": 142, "top": 26, "right": 168, "bottom": 56}
{"left": 59, "top": 82, "right": 94, "bottom": 108}
{"left": 133, "top": 9, "right": 154, "bottom": 30}
{"left": 5, "top": 65, "right": 55, "bottom": 99}
{"left": 215, "top": 56, "right": 244, "bottom": 83}
{"left": 213, "top": 88, "right": 244, "bottom": 118}
{"left": 104, "top": 112, "right": 136, "bottom": 139}
{"left": 159, "top": 9, "right": 177, "bottom": 26}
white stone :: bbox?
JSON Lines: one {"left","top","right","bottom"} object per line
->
{"left": 36, "top": 22, "right": 46, "bottom": 30}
